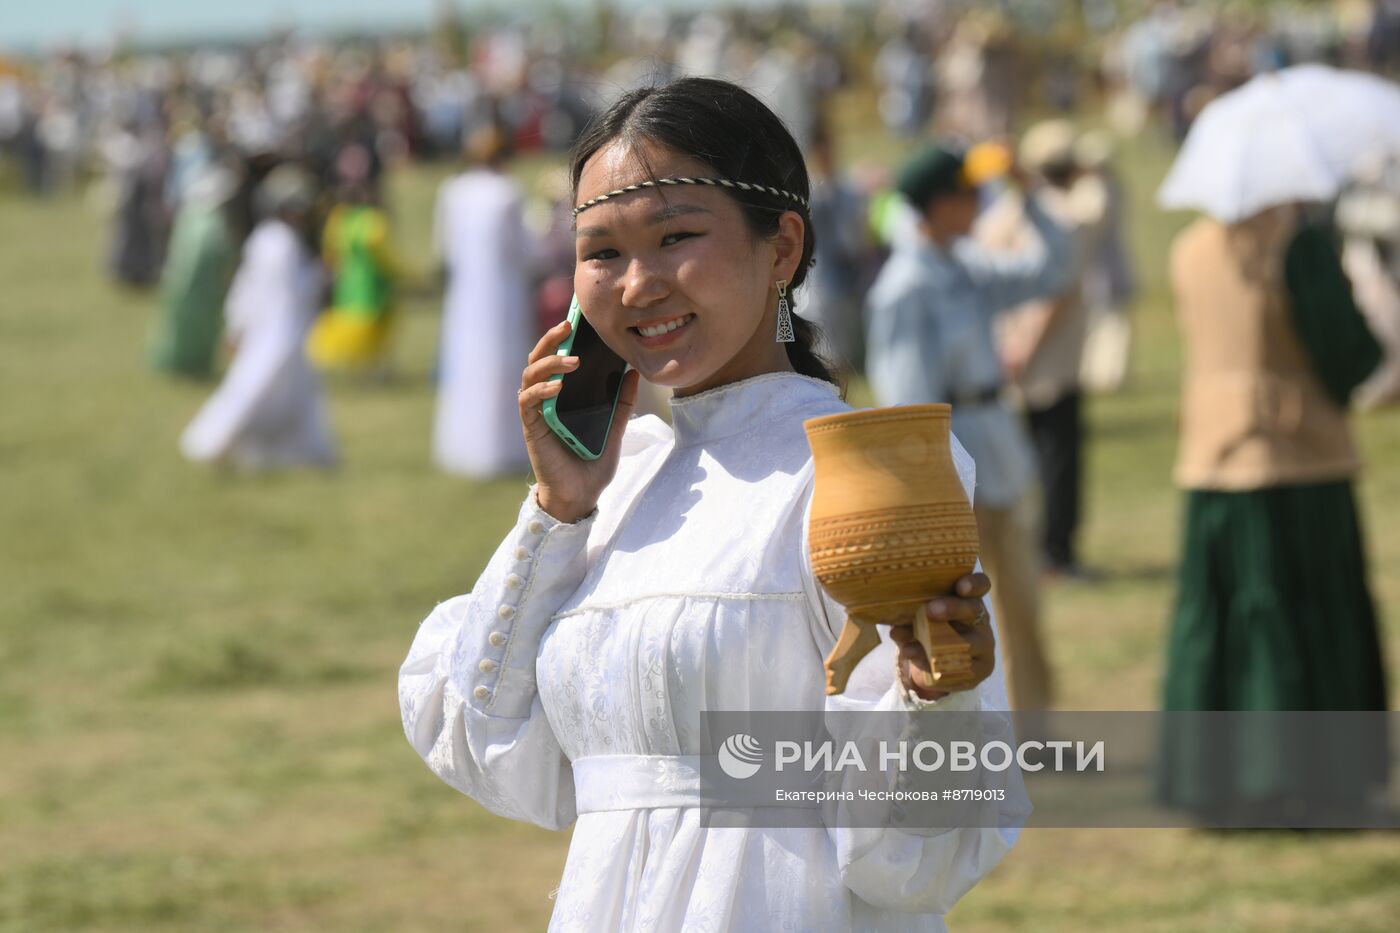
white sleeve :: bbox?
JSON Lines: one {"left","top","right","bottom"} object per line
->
{"left": 398, "top": 488, "right": 593, "bottom": 831}
{"left": 957, "top": 195, "right": 1074, "bottom": 313}
{"left": 799, "top": 440, "right": 1029, "bottom": 915}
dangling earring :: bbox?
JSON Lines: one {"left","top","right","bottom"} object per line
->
{"left": 775, "top": 279, "right": 795, "bottom": 343}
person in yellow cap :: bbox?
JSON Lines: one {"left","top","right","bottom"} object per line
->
{"left": 865, "top": 142, "right": 1071, "bottom": 711}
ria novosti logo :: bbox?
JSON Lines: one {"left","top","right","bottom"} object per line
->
{"left": 715, "top": 732, "right": 1105, "bottom": 779}
{"left": 718, "top": 733, "right": 764, "bottom": 779}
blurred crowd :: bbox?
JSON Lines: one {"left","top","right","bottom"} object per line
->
{"left": 3, "top": 2, "right": 1398, "bottom": 205}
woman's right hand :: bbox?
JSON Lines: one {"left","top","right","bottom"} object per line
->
{"left": 518, "top": 319, "right": 640, "bottom": 524}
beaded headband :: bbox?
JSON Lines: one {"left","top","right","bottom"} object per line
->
{"left": 573, "top": 176, "right": 810, "bottom": 217}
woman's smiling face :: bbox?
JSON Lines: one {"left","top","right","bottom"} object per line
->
{"left": 573, "top": 139, "right": 802, "bottom": 396}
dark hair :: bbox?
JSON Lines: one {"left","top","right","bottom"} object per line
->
{"left": 569, "top": 77, "right": 841, "bottom": 389}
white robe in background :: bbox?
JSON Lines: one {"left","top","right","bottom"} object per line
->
{"left": 400, "top": 373, "right": 1025, "bottom": 932}
{"left": 180, "top": 220, "right": 336, "bottom": 470}
{"left": 432, "top": 169, "right": 533, "bottom": 478}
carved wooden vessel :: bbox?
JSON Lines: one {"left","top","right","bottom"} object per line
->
{"left": 804, "top": 405, "right": 981, "bottom": 696}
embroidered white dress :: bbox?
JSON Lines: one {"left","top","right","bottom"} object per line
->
{"left": 400, "top": 373, "right": 1024, "bottom": 931}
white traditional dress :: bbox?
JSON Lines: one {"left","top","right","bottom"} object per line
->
{"left": 400, "top": 372, "right": 1023, "bottom": 931}
{"left": 431, "top": 168, "right": 534, "bottom": 478}
{"left": 179, "top": 219, "right": 336, "bottom": 470}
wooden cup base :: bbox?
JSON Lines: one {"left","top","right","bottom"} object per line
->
{"left": 824, "top": 603, "right": 976, "bottom": 696}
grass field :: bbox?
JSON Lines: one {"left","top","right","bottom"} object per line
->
{"left": 2, "top": 102, "right": 1399, "bottom": 931}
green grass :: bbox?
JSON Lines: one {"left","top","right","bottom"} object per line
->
{"left": 2, "top": 104, "right": 1399, "bottom": 930}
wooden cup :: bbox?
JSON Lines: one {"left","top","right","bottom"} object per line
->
{"left": 804, "top": 406, "right": 981, "bottom": 696}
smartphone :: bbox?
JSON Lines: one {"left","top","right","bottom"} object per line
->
{"left": 542, "top": 294, "right": 629, "bottom": 460}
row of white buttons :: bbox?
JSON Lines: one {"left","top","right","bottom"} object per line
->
{"left": 475, "top": 515, "right": 548, "bottom": 706}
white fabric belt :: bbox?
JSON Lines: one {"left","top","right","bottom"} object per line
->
{"left": 571, "top": 753, "right": 819, "bottom": 814}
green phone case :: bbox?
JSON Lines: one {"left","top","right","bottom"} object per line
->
{"left": 541, "top": 295, "right": 624, "bottom": 461}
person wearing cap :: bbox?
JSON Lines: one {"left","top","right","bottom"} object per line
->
{"left": 865, "top": 142, "right": 1072, "bottom": 711}
{"left": 179, "top": 164, "right": 338, "bottom": 470}
{"left": 996, "top": 119, "right": 1107, "bottom": 580}
{"left": 148, "top": 163, "right": 242, "bottom": 378}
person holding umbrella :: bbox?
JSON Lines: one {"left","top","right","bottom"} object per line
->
{"left": 1164, "top": 201, "right": 1387, "bottom": 713}
{"left": 1157, "top": 65, "right": 1392, "bottom": 727}
{"left": 1157, "top": 70, "right": 1392, "bottom": 815}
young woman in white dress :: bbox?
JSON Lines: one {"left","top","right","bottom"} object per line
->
{"left": 431, "top": 126, "right": 534, "bottom": 478}
{"left": 399, "top": 78, "right": 1021, "bottom": 931}
{"left": 180, "top": 165, "right": 337, "bottom": 471}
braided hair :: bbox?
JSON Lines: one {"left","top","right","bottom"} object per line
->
{"left": 568, "top": 77, "right": 842, "bottom": 391}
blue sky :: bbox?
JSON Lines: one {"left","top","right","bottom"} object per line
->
{"left": 0, "top": 0, "right": 766, "bottom": 53}
{"left": 2, "top": 1, "right": 482, "bottom": 51}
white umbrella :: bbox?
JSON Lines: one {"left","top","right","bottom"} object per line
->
{"left": 1158, "top": 65, "right": 1400, "bottom": 223}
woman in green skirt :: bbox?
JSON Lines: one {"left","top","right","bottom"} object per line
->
{"left": 1161, "top": 203, "right": 1388, "bottom": 817}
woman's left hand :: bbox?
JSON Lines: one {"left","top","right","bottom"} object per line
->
{"left": 890, "top": 572, "right": 996, "bottom": 702}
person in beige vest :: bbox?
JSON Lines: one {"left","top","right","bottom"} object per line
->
{"left": 1160, "top": 203, "right": 1388, "bottom": 812}
{"left": 1161, "top": 205, "right": 1390, "bottom": 817}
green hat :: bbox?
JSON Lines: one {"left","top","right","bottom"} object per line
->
{"left": 895, "top": 145, "right": 974, "bottom": 209}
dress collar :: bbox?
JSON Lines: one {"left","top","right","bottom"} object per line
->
{"left": 667, "top": 371, "right": 841, "bottom": 448}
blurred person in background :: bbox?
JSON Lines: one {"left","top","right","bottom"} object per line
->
{"left": 937, "top": 13, "right": 1019, "bottom": 141}
{"left": 874, "top": 21, "right": 934, "bottom": 139}
{"left": 801, "top": 116, "right": 871, "bottom": 376}
{"left": 430, "top": 125, "right": 533, "bottom": 478}
{"left": 165, "top": 104, "right": 221, "bottom": 208}
{"left": 1336, "top": 152, "right": 1400, "bottom": 409}
{"left": 13, "top": 85, "right": 50, "bottom": 195}
{"left": 102, "top": 116, "right": 171, "bottom": 287}
{"left": 180, "top": 165, "right": 337, "bottom": 471}
{"left": 148, "top": 163, "right": 241, "bottom": 379}
{"left": 865, "top": 144, "right": 1071, "bottom": 712}
{"left": 1163, "top": 202, "right": 1387, "bottom": 717}
{"left": 997, "top": 119, "right": 1103, "bottom": 581}
{"left": 528, "top": 169, "right": 582, "bottom": 341}
{"left": 744, "top": 30, "right": 819, "bottom": 153}
{"left": 1161, "top": 200, "right": 1389, "bottom": 816}
{"left": 0, "top": 76, "right": 34, "bottom": 190}
{"left": 307, "top": 142, "right": 406, "bottom": 376}
{"left": 36, "top": 88, "right": 83, "bottom": 195}
{"left": 1073, "top": 129, "right": 1137, "bottom": 395}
